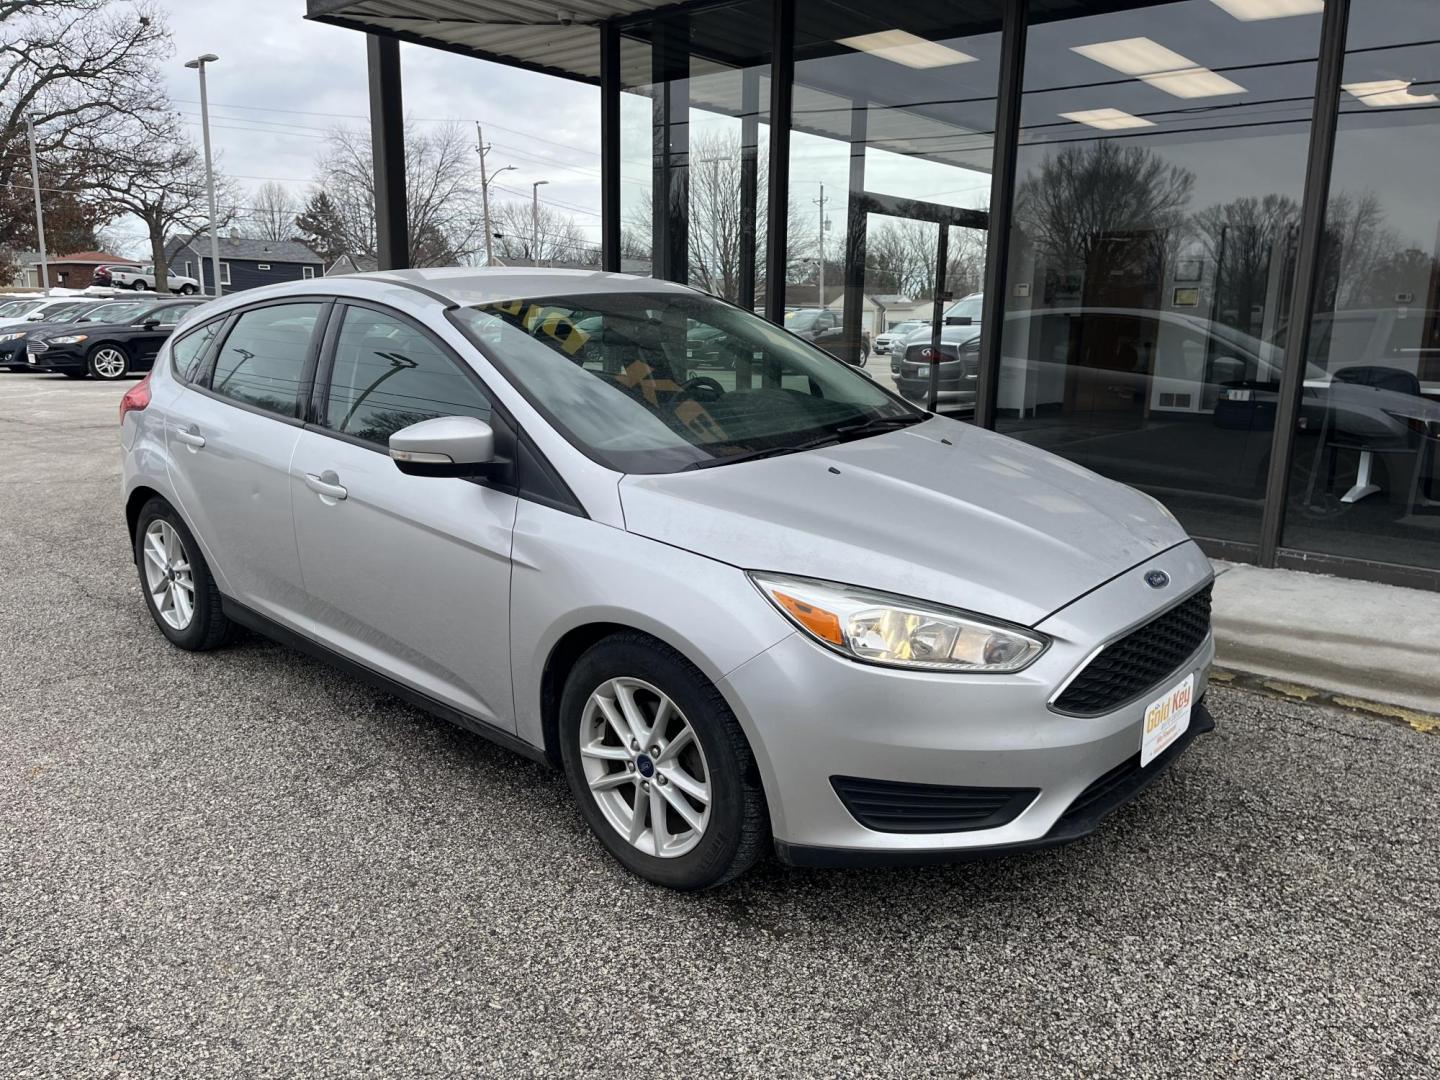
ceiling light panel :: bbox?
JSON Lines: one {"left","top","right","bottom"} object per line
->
{"left": 1209, "top": 0, "right": 1324, "bottom": 19}
{"left": 1059, "top": 108, "right": 1156, "bottom": 130}
{"left": 838, "top": 30, "right": 978, "bottom": 70}
{"left": 1071, "top": 37, "right": 1246, "bottom": 98}
{"left": 1343, "top": 79, "right": 1440, "bottom": 107}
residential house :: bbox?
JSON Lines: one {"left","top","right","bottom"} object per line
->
{"left": 165, "top": 236, "right": 323, "bottom": 293}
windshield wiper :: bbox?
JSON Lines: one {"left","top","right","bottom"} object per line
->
{"left": 682, "top": 431, "right": 844, "bottom": 470}
{"left": 829, "top": 414, "right": 927, "bottom": 441}
{"left": 681, "top": 415, "right": 925, "bottom": 471}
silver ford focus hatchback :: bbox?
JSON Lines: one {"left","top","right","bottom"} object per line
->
{"left": 120, "top": 269, "right": 1215, "bottom": 890}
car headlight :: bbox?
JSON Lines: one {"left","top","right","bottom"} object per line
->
{"left": 0, "top": 331, "right": 24, "bottom": 342}
{"left": 749, "top": 573, "right": 1048, "bottom": 673}
{"left": 48, "top": 334, "right": 88, "bottom": 344}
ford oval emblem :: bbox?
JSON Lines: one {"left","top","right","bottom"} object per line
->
{"left": 1145, "top": 570, "right": 1171, "bottom": 589}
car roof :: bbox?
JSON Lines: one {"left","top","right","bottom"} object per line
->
{"left": 363, "top": 267, "right": 698, "bottom": 307}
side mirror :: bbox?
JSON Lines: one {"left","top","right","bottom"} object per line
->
{"left": 133, "top": 319, "right": 160, "bottom": 330}
{"left": 389, "top": 415, "right": 506, "bottom": 478}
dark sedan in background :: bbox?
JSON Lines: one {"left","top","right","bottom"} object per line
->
{"left": 0, "top": 299, "right": 150, "bottom": 372}
{"left": 25, "top": 299, "right": 206, "bottom": 380}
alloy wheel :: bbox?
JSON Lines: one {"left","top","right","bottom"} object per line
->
{"left": 91, "top": 347, "right": 128, "bottom": 379}
{"left": 142, "top": 519, "right": 196, "bottom": 630}
{"left": 579, "top": 677, "right": 712, "bottom": 858}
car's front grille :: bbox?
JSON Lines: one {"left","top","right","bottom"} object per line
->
{"left": 831, "top": 775, "right": 1038, "bottom": 833}
{"left": 26, "top": 339, "right": 48, "bottom": 354}
{"left": 1052, "top": 584, "right": 1212, "bottom": 717}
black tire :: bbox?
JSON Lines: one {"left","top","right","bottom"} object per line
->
{"left": 179, "top": 283, "right": 197, "bottom": 295}
{"left": 86, "top": 343, "right": 129, "bottom": 380}
{"left": 133, "top": 498, "right": 231, "bottom": 651}
{"left": 558, "top": 632, "right": 769, "bottom": 890}
{"left": 131, "top": 280, "right": 148, "bottom": 291}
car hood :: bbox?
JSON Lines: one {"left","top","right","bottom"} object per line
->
{"left": 31, "top": 320, "right": 136, "bottom": 339}
{"left": 618, "top": 416, "right": 1189, "bottom": 627}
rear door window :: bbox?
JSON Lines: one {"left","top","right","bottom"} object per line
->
{"left": 210, "top": 303, "right": 325, "bottom": 418}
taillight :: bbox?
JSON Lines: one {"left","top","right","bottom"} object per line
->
{"left": 119, "top": 370, "right": 152, "bottom": 424}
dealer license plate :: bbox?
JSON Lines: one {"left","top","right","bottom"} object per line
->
{"left": 1141, "top": 673, "right": 1193, "bottom": 767}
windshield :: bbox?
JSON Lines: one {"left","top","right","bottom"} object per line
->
{"left": 944, "top": 294, "right": 984, "bottom": 323}
{"left": 887, "top": 321, "right": 924, "bottom": 335}
{"left": 27, "top": 302, "right": 81, "bottom": 321}
{"left": 785, "top": 309, "right": 820, "bottom": 330}
{"left": 1, "top": 299, "right": 43, "bottom": 317}
{"left": 80, "top": 301, "right": 145, "bottom": 323}
{"left": 48, "top": 305, "right": 97, "bottom": 324}
{"left": 451, "top": 291, "right": 920, "bottom": 474}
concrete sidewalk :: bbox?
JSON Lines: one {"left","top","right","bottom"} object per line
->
{"left": 1210, "top": 560, "right": 1440, "bottom": 724}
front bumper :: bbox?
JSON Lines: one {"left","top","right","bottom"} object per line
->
{"left": 24, "top": 344, "right": 82, "bottom": 372}
{"left": 0, "top": 340, "right": 27, "bottom": 370}
{"left": 721, "top": 540, "right": 1216, "bottom": 864}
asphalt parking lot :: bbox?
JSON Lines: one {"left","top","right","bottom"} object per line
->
{"left": 2, "top": 373, "right": 1437, "bottom": 1079}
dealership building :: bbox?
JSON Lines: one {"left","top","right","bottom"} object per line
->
{"left": 307, "top": 0, "right": 1439, "bottom": 590}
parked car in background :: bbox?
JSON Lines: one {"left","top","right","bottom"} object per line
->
{"left": 25, "top": 298, "right": 206, "bottom": 379}
{"left": 0, "top": 296, "right": 97, "bottom": 331}
{"left": 105, "top": 265, "right": 200, "bottom": 294}
{"left": 874, "top": 320, "right": 926, "bottom": 356}
{"left": 890, "top": 293, "right": 985, "bottom": 378}
{"left": 785, "top": 307, "right": 871, "bottom": 363}
{"left": 0, "top": 299, "right": 142, "bottom": 371}
{"left": 91, "top": 265, "right": 143, "bottom": 289}
{"left": 119, "top": 268, "right": 1215, "bottom": 890}
{"left": 0, "top": 298, "right": 46, "bottom": 320}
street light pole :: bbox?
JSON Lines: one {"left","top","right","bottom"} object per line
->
{"left": 474, "top": 123, "right": 515, "bottom": 267}
{"left": 23, "top": 114, "right": 50, "bottom": 296}
{"left": 532, "top": 180, "right": 549, "bottom": 267}
{"left": 185, "top": 53, "right": 222, "bottom": 297}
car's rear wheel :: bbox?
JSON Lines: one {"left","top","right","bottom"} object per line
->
{"left": 87, "top": 344, "right": 129, "bottom": 380}
{"left": 130, "top": 280, "right": 147, "bottom": 291}
{"left": 134, "top": 499, "right": 231, "bottom": 651}
{"left": 179, "top": 284, "right": 197, "bottom": 295}
{"left": 559, "top": 633, "right": 768, "bottom": 890}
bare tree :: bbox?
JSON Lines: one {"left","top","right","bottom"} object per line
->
{"left": 1, "top": 0, "right": 168, "bottom": 263}
{"left": 245, "top": 181, "right": 299, "bottom": 242}
{"left": 624, "top": 128, "right": 813, "bottom": 302}
{"left": 315, "top": 120, "right": 486, "bottom": 266}
{"left": 490, "top": 199, "right": 590, "bottom": 265}
{"left": 1194, "top": 194, "right": 1300, "bottom": 335}
{"left": 1014, "top": 141, "right": 1195, "bottom": 298}
{"left": 87, "top": 113, "right": 235, "bottom": 291}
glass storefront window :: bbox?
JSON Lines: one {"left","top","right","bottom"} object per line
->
{"left": 786, "top": 1, "right": 1005, "bottom": 412}
{"left": 1282, "top": 0, "right": 1440, "bottom": 571}
{"left": 617, "top": 4, "right": 773, "bottom": 305}
{"left": 997, "top": 0, "right": 1323, "bottom": 546}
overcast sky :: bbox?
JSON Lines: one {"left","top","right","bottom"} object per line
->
{"left": 112, "top": 0, "right": 601, "bottom": 257}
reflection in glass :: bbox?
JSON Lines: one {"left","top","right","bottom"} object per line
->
{"left": 997, "top": 0, "right": 1323, "bottom": 546}
{"left": 1284, "top": 0, "right": 1440, "bottom": 570}
{"left": 786, "top": 1, "right": 1004, "bottom": 403}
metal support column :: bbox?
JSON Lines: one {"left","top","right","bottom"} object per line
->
{"left": 651, "top": 15, "right": 689, "bottom": 283}
{"left": 367, "top": 34, "right": 409, "bottom": 270}
{"left": 1257, "top": 0, "right": 1350, "bottom": 564}
{"left": 738, "top": 66, "right": 761, "bottom": 310}
{"left": 841, "top": 102, "right": 868, "bottom": 366}
{"left": 975, "top": 0, "right": 1027, "bottom": 429}
{"left": 600, "top": 22, "right": 622, "bottom": 272}
{"left": 763, "top": 0, "right": 795, "bottom": 324}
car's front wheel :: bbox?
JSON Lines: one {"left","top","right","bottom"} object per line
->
{"left": 179, "top": 283, "right": 197, "bottom": 295}
{"left": 131, "top": 280, "right": 148, "bottom": 291}
{"left": 133, "top": 498, "right": 231, "bottom": 651}
{"left": 87, "top": 344, "right": 129, "bottom": 380}
{"left": 559, "top": 633, "right": 768, "bottom": 890}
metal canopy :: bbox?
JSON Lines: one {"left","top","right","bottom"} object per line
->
{"left": 305, "top": 0, "right": 677, "bottom": 83}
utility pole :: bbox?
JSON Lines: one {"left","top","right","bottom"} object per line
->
{"left": 532, "top": 180, "right": 549, "bottom": 267}
{"left": 474, "top": 123, "right": 515, "bottom": 267}
{"left": 813, "top": 182, "right": 828, "bottom": 309}
{"left": 23, "top": 114, "right": 49, "bottom": 296}
{"left": 184, "top": 53, "right": 223, "bottom": 296}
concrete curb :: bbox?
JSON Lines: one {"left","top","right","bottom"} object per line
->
{"left": 1209, "top": 560, "right": 1440, "bottom": 719}
{"left": 1209, "top": 668, "right": 1439, "bottom": 735}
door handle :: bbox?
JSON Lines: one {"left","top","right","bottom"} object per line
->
{"left": 304, "top": 470, "right": 348, "bottom": 501}
{"left": 174, "top": 426, "right": 206, "bottom": 448}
